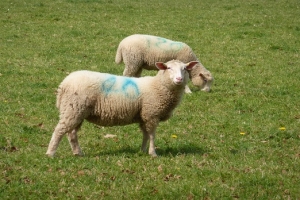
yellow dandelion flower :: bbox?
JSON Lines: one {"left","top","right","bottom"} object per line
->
{"left": 279, "top": 127, "right": 286, "bottom": 131}
{"left": 240, "top": 132, "right": 246, "bottom": 135}
{"left": 171, "top": 134, "right": 178, "bottom": 138}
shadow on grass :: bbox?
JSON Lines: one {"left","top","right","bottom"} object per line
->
{"left": 157, "top": 144, "right": 208, "bottom": 157}
{"left": 93, "top": 143, "right": 208, "bottom": 157}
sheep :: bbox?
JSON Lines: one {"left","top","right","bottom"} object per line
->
{"left": 46, "top": 60, "right": 199, "bottom": 157}
{"left": 115, "top": 34, "right": 213, "bottom": 93}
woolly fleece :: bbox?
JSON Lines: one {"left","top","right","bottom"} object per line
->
{"left": 46, "top": 60, "right": 198, "bottom": 157}
{"left": 115, "top": 34, "right": 213, "bottom": 92}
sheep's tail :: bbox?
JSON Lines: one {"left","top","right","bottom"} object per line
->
{"left": 115, "top": 45, "right": 123, "bottom": 64}
{"left": 55, "top": 86, "right": 63, "bottom": 110}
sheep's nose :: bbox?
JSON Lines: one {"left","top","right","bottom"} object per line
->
{"left": 176, "top": 77, "right": 183, "bottom": 81}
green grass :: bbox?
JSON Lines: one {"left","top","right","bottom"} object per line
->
{"left": 1, "top": 0, "right": 299, "bottom": 199}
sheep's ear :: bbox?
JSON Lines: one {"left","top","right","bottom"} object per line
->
{"left": 185, "top": 61, "right": 199, "bottom": 70}
{"left": 155, "top": 62, "right": 168, "bottom": 70}
{"left": 199, "top": 73, "right": 208, "bottom": 82}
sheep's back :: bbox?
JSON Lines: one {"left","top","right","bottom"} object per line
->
{"left": 140, "top": 35, "right": 197, "bottom": 66}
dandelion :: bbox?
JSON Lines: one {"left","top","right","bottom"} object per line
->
{"left": 240, "top": 132, "right": 246, "bottom": 135}
{"left": 279, "top": 127, "right": 286, "bottom": 131}
{"left": 171, "top": 134, "right": 178, "bottom": 138}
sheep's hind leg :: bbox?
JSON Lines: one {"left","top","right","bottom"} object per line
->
{"left": 46, "top": 114, "right": 84, "bottom": 157}
{"left": 67, "top": 124, "right": 83, "bottom": 156}
{"left": 123, "top": 65, "right": 143, "bottom": 77}
{"left": 46, "top": 121, "right": 73, "bottom": 157}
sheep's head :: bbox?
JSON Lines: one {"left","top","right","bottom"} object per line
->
{"left": 190, "top": 64, "right": 214, "bottom": 92}
{"left": 155, "top": 60, "right": 198, "bottom": 86}
{"left": 199, "top": 72, "right": 214, "bottom": 92}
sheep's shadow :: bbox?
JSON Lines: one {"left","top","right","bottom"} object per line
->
{"left": 92, "top": 143, "right": 208, "bottom": 157}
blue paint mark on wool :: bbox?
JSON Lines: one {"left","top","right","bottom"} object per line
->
{"left": 145, "top": 36, "right": 184, "bottom": 52}
{"left": 102, "top": 76, "right": 116, "bottom": 94}
{"left": 101, "top": 75, "right": 140, "bottom": 98}
{"left": 122, "top": 78, "right": 140, "bottom": 98}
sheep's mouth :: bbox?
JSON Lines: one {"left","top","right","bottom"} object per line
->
{"left": 201, "top": 86, "right": 211, "bottom": 92}
{"left": 173, "top": 81, "right": 183, "bottom": 85}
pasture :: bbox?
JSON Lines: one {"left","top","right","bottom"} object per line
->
{"left": 0, "top": 0, "right": 299, "bottom": 199}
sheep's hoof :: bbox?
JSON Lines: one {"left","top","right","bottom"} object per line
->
{"left": 184, "top": 90, "right": 192, "bottom": 94}
{"left": 46, "top": 152, "right": 55, "bottom": 158}
{"left": 74, "top": 153, "right": 84, "bottom": 157}
{"left": 150, "top": 153, "right": 158, "bottom": 158}
{"left": 140, "top": 148, "right": 147, "bottom": 154}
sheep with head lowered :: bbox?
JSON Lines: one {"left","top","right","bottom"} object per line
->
{"left": 46, "top": 60, "right": 199, "bottom": 157}
{"left": 115, "top": 34, "right": 213, "bottom": 93}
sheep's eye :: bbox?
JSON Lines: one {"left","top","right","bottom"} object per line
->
{"left": 201, "top": 76, "right": 207, "bottom": 82}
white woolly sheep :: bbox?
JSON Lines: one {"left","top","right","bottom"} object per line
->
{"left": 115, "top": 34, "right": 213, "bottom": 93}
{"left": 46, "top": 60, "right": 199, "bottom": 157}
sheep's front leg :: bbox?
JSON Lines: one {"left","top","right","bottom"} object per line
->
{"left": 148, "top": 132, "right": 157, "bottom": 157}
{"left": 67, "top": 126, "right": 83, "bottom": 156}
{"left": 184, "top": 85, "right": 192, "bottom": 94}
{"left": 140, "top": 121, "right": 158, "bottom": 157}
{"left": 141, "top": 132, "right": 149, "bottom": 153}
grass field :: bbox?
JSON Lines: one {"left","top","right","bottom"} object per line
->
{"left": 1, "top": 0, "right": 299, "bottom": 199}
